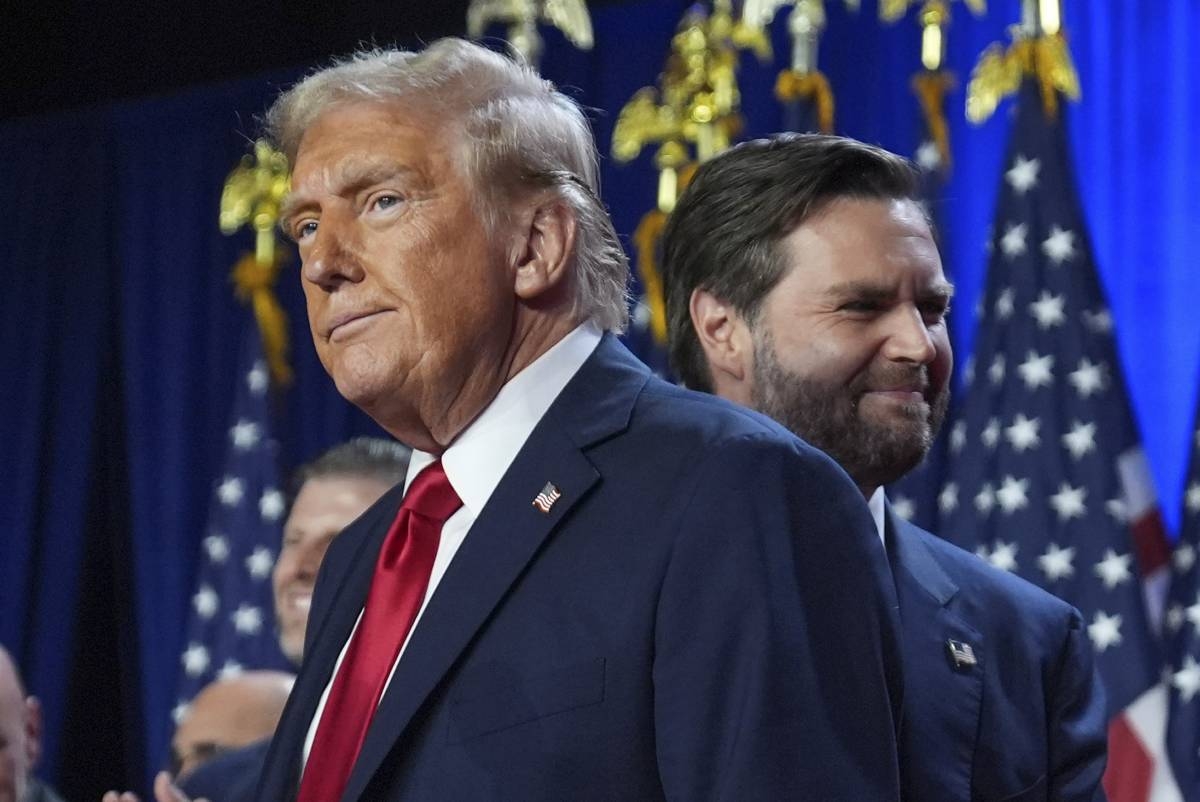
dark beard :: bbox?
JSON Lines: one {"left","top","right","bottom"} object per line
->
{"left": 750, "top": 331, "right": 949, "bottom": 491}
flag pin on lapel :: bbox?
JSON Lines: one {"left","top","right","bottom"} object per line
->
{"left": 532, "top": 481, "right": 562, "bottom": 514}
{"left": 946, "top": 640, "right": 977, "bottom": 671}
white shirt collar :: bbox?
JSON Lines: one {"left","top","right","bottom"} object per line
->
{"left": 868, "top": 487, "right": 886, "bottom": 546}
{"left": 404, "top": 323, "right": 603, "bottom": 515}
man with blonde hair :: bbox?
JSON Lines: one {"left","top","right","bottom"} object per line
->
{"left": 252, "top": 38, "right": 904, "bottom": 801}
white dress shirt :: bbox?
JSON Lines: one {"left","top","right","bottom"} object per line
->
{"left": 868, "top": 487, "right": 887, "bottom": 546}
{"left": 303, "top": 323, "right": 602, "bottom": 766}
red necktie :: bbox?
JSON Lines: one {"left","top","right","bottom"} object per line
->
{"left": 297, "top": 460, "right": 462, "bottom": 802}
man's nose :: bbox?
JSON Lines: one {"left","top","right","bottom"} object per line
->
{"left": 882, "top": 306, "right": 937, "bottom": 365}
{"left": 302, "top": 218, "right": 366, "bottom": 289}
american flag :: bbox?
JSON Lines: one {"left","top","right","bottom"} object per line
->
{"left": 936, "top": 79, "right": 1177, "bottom": 801}
{"left": 1165, "top": 393, "right": 1200, "bottom": 799}
{"left": 532, "top": 481, "right": 562, "bottom": 514}
{"left": 172, "top": 325, "right": 291, "bottom": 724}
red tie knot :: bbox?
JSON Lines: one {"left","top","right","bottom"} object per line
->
{"left": 404, "top": 460, "right": 463, "bottom": 522}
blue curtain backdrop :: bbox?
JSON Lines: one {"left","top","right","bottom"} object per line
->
{"left": 1, "top": 0, "right": 1196, "bottom": 794}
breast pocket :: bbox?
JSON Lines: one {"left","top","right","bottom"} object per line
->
{"left": 447, "top": 656, "right": 606, "bottom": 744}
{"left": 991, "top": 773, "right": 1047, "bottom": 802}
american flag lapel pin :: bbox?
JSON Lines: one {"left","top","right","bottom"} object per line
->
{"left": 946, "top": 639, "right": 978, "bottom": 671}
{"left": 532, "top": 481, "right": 562, "bottom": 514}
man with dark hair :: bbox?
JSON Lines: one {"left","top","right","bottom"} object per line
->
{"left": 103, "top": 438, "right": 410, "bottom": 802}
{"left": 662, "top": 132, "right": 1108, "bottom": 801}
{"left": 247, "top": 37, "right": 903, "bottom": 801}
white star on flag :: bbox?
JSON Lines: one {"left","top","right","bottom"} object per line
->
{"left": 939, "top": 483, "right": 959, "bottom": 514}
{"left": 1094, "top": 549, "right": 1133, "bottom": 590}
{"left": 192, "top": 585, "right": 218, "bottom": 619}
{"left": 974, "top": 483, "right": 996, "bottom": 515}
{"left": 1005, "top": 414, "right": 1042, "bottom": 452}
{"left": 995, "top": 287, "right": 1016, "bottom": 319}
{"left": 988, "top": 540, "right": 1019, "bottom": 572}
{"left": 246, "top": 361, "right": 269, "bottom": 395}
{"left": 1105, "top": 498, "right": 1129, "bottom": 524}
{"left": 916, "top": 141, "right": 942, "bottom": 171}
{"left": 181, "top": 643, "right": 210, "bottom": 677}
{"left": 1049, "top": 484, "right": 1087, "bottom": 521}
{"left": 218, "top": 660, "right": 244, "bottom": 680}
{"left": 259, "top": 489, "right": 286, "bottom": 522}
{"left": 1029, "top": 291, "right": 1066, "bottom": 329}
{"left": 1167, "top": 604, "right": 1186, "bottom": 633}
{"left": 1038, "top": 543, "right": 1076, "bottom": 582}
{"left": 1062, "top": 421, "right": 1097, "bottom": 460}
{"left": 1186, "top": 482, "right": 1200, "bottom": 514}
{"left": 1005, "top": 154, "right": 1041, "bottom": 193}
{"left": 1175, "top": 543, "right": 1197, "bottom": 574}
{"left": 217, "top": 477, "right": 245, "bottom": 507}
{"left": 962, "top": 356, "right": 976, "bottom": 387}
{"left": 1087, "top": 611, "right": 1123, "bottom": 652}
{"left": 245, "top": 547, "right": 274, "bottom": 579}
{"left": 950, "top": 421, "right": 966, "bottom": 454}
{"left": 1082, "top": 308, "right": 1113, "bottom": 335}
{"left": 1173, "top": 655, "right": 1200, "bottom": 703}
{"left": 229, "top": 420, "right": 261, "bottom": 451}
{"left": 1041, "top": 225, "right": 1077, "bottom": 265}
{"left": 203, "top": 534, "right": 230, "bottom": 564}
{"left": 231, "top": 604, "right": 264, "bottom": 635}
{"left": 1068, "top": 358, "right": 1107, "bottom": 399}
{"left": 996, "top": 476, "right": 1030, "bottom": 514}
{"left": 982, "top": 418, "right": 1001, "bottom": 449}
{"left": 1017, "top": 352, "right": 1054, "bottom": 390}
{"left": 1000, "top": 224, "right": 1028, "bottom": 258}
{"left": 891, "top": 496, "right": 915, "bottom": 522}
{"left": 989, "top": 355, "right": 1006, "bottom": 385}
{"left": 1187, "top": 594, "right": 1200, "bottom": 634}
{"left": 172, "top": 701, "right": 191, "bottom": 725}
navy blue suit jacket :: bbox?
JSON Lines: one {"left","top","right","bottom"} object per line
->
{"left": 256, "top": 336, "right": 905, "bottom": 801}
{"left": 180, "top": 737, "right": 269, "bottom": 802}
{"left": 888, "top": 507, "right": 1108, "bottom": 802}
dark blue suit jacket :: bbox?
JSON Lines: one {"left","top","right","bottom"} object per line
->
{"left": 888, "top": 507, "right": 1108, "bottom": 802}
{"left": 255, "top": 336, "right": 905, "bottom": 801}
{"left": 179, "top": 737, "right": 269, "bottom": 802}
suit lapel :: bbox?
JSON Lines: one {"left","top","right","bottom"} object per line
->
{"left": 888, "top": 508, "right": 983, "bottom": 802}
{"left": 340, "top": 336, "right": 649, "bottom": 802}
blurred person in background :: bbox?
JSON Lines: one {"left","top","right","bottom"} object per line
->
{"left": 0, "top": 645, "right": 67, "bottom": 802}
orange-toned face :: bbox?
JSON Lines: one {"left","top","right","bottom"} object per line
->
{"left": 284, "top": 101, "right": 518, "bottom": 449}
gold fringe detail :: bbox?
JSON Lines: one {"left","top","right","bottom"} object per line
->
{"left": 633, "top": 210, "right": 669, "bottom": 346}
{"left": 775, "top": 70, "right": 836, "bottom": 133}
{"left": 232, "top": 251, "right": 293, "bottom": 387}
{"left": 912, "top": 70, "right": 956, "bottom": 172}
{"left": 967, "top": 32, "right": 1080, "bottom": 124}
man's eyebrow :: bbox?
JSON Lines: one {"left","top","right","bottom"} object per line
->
{"left": 279, "top": 162, "right": 421, "bottom": 229}
{"left": 822, "top": 281, "right": 894, "bottom": 301}
{"left": 823, "top": 279, "right": 956, "bottom": 300}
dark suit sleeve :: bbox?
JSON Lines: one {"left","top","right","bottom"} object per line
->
{"left": 652, "top": 433, "right": 903, "bottom": 801}
{"left": 1047, "top": 608, "right": 1109, "bottom": 801}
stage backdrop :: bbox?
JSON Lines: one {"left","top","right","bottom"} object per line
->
{"left": 1, "top": 0, "right": 1196, "bottom": 794}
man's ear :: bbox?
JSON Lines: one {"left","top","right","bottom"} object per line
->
{"left": 690, "top": 289, "right": 754, "bottom": 401}
{"left": 24, "top": 695, "right": 42, "bottom": 769}
{"left": 512, "top": 195, "right": 576, "bottom": 302}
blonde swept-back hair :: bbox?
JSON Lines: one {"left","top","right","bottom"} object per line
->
{"left": 265, "top": 38, "right": 630, "bottom": 332}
